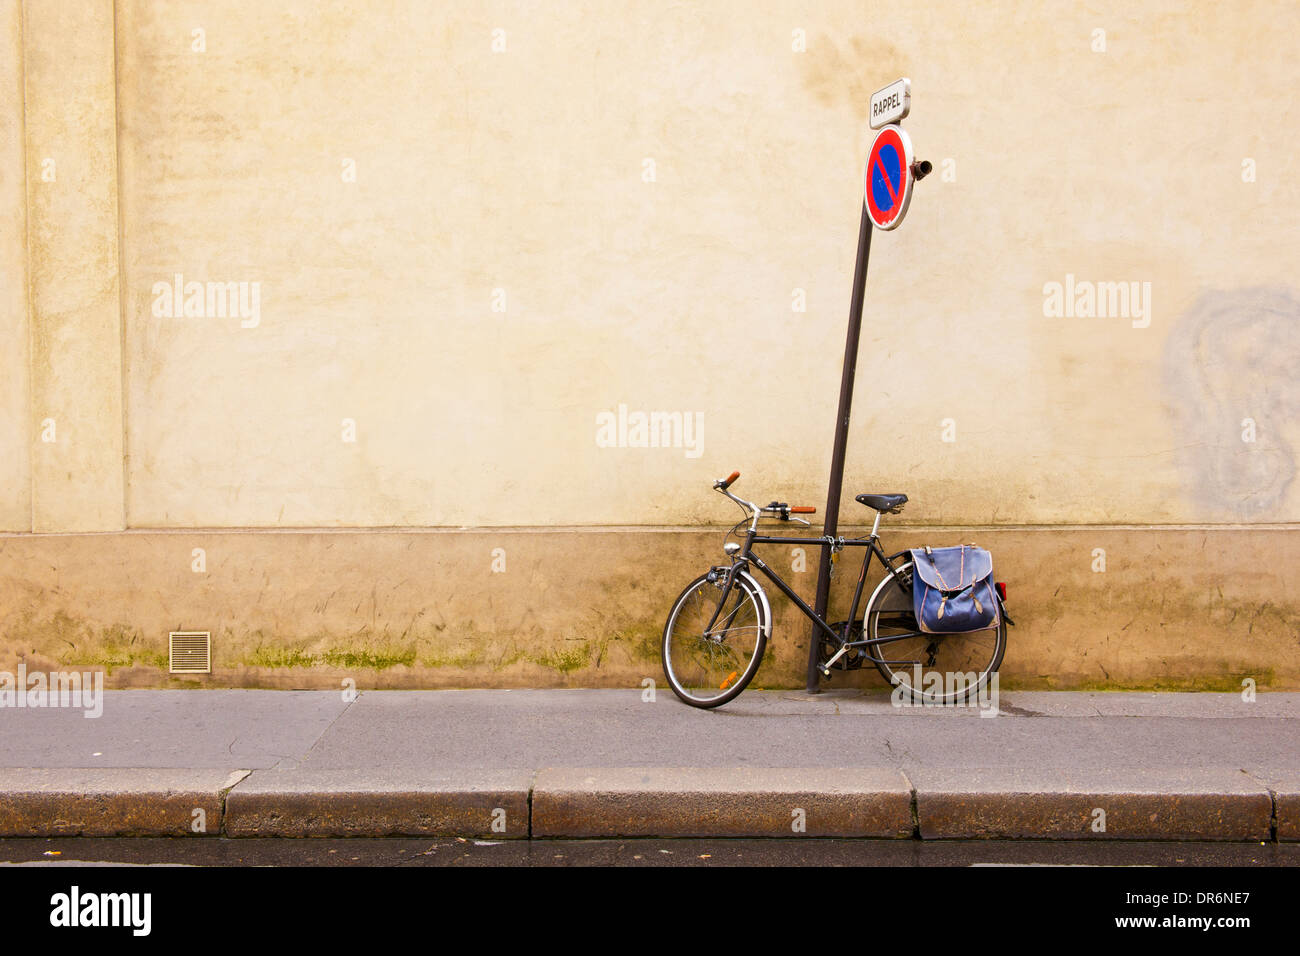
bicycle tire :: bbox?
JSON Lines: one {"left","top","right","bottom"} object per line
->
{"left": 864, "top": 561, "right": 1006, "bottom": 706}
{"left": 661, "top": 569, "right": 769, "bottom": 708}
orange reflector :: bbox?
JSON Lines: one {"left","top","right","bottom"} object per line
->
{"left": 719, "top": 670, "right": 738, "bottom": 690}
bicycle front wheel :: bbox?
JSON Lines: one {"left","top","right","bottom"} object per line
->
{"left": 866, "top": 561, "right": 1006, "bottom": 706}
{"left": 662, "top": 569, "right": 768, "bottom": 708}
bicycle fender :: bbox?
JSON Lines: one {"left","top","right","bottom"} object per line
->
{"left": 860, "top": 561, "right": 909, "bottom": 629}
{"left": 733, "top": 568, "right": 773, "bottom": 641}
{"left": 996, "top": 591, "right": 1015, "bottom": 627}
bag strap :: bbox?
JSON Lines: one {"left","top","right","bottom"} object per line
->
{"left": 923, "top": 545, "right": 966, "bottom": 593}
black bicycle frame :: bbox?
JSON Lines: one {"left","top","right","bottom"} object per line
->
{"left": 706, "top": 527, "right": 926, "bottom": 663}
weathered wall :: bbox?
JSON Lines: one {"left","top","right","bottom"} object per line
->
{"left": 1, "top": 1, "right": 1297, "bottom": 686}
{"left": 1, "top": 526, "right": 1295, "bottom": 690}
{"left": 0, "top": 0, "right": 29, "bottom": 532}
{"left": 106, "top": 0, "right": 1300, "bottom": 527}
{"left": 22, "top": 0, "right": 124, "bottom": 532}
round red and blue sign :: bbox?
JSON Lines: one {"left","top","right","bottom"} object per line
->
{"left": 864, "top": 124, "right": 915, "bottom": 230}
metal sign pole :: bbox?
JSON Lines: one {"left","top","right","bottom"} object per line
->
{"left": 805, "top": 204, "right": 873, "bottom": 692}
{"left": 804, "top": 79, "right": 928, "bottom": 693}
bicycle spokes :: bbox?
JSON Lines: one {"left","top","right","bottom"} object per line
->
{"left": 663, "top": 574, "right": 766, "bottom": 706}
{"left": 866, "top": 561, "right": 1005, "bottom": 704}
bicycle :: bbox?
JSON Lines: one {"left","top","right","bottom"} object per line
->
{"left": 661, "top": 471, "right": 1009, "bottom": 708}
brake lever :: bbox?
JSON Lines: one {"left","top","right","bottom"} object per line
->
{"left": 766, "top": 504, "right": 810, "bottom": 526}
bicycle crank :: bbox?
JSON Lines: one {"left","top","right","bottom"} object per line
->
{"left": 819, "top": 621, "right": 866, "bottom": 673}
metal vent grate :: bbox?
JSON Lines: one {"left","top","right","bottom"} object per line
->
{"left": 169, "top": 631, "right": 211, "bottom": 674}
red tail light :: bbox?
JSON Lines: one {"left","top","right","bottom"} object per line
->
{"left": 995, "top": 582, "right": 1007, "bottom": 601}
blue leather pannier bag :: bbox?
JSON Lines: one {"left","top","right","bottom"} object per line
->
{"left": 909, "top": 545, "right": 1000, "bottom": 633}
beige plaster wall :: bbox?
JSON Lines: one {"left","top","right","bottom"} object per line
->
{"left": 100, "top": 1, "right": 1300, "bottom": 529}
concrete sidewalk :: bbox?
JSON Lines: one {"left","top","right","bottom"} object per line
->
{"left": 1, "top": 689, "right": 1297, "bottom": 840}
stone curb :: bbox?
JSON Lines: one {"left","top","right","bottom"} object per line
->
{"left": 910, "top": 768, "right": 1275, "bottom": 841}
{"left": 531, "top": 767, "right": 915, "bottom": 838}
{"left": 1258, "top": 772, "right": 1300, "bottom": 841}
{"left": 222, "top": 769, "right": 532, "bottom": 837}
{"left": 0, "top": 767, "right": 1290, "bottom": 840}
{"left": 0, "top": 768, "right": 248, "bottom": 836}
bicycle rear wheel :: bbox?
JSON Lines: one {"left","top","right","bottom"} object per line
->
{"left": 865, "top": 561, "right": 1006, "bottom": 705}
{"left": 662, "top": 569, "right": 768, "bottom": 708}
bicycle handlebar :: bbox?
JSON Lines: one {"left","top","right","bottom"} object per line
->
{"left": 714, "top": 475, "right": 816, "bottom": 521}
{"left": 714, "top": 478, "right": 821, "bottom": 531}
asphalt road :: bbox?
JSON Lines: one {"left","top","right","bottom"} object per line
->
{"left": 2, "top": 837, "right": 1296, "bottom": 867}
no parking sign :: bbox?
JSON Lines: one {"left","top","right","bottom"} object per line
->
{"left": 864, "top": 124, "right": 915, "bottom": 231}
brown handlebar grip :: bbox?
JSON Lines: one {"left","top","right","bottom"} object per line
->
{"left": 723, "top": 471, "right": 741, "bottom": 488}
{"left": 790, "top": 506, "right": 817, "bottom": 514}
